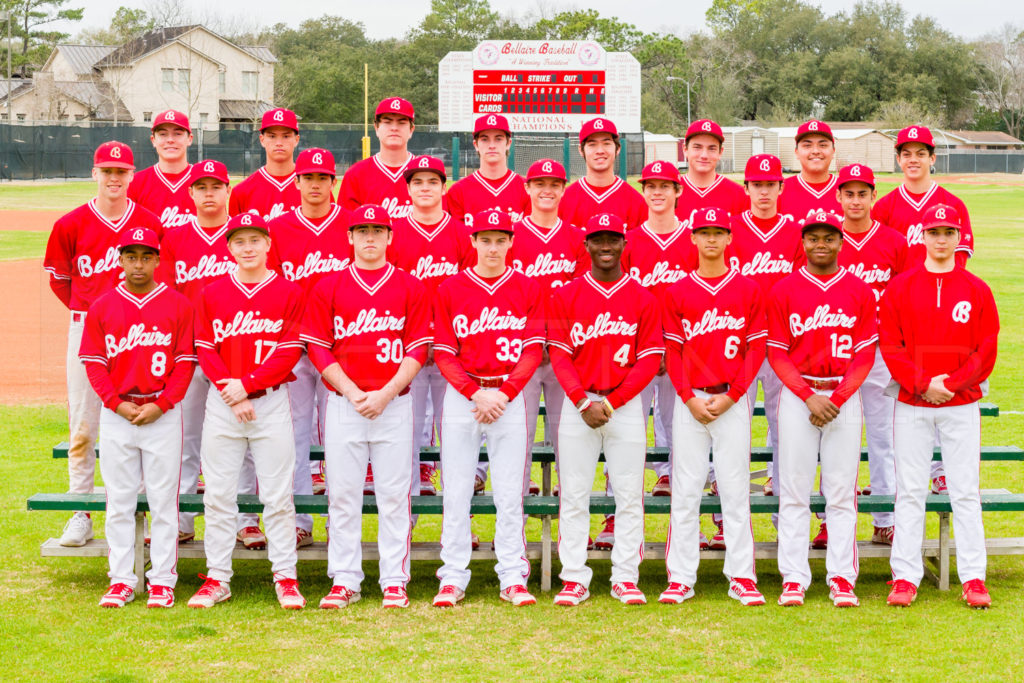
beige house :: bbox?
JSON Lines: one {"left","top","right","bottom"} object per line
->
{"left": 0, "top": 25, "right": 276, "bottom": 126}
{"left": 933, "top": 130, "right": 1024, "bottom": 150}
{"left": 720, "top": 126, "right": 780, "bottom": 173}
{"left": 771, "top": 126, "right": 894, "bottom": 172}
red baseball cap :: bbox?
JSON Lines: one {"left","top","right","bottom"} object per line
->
{"left": 837, "top": 163, "right": 875, "bottom": 188}
{"left": 896, "top": 125, "right": 934, "bottom": 150}
{"left": 375, "top": 97, "right": 415, "bottom": 121}
{"left": 471, "top": 209, "right": 514, "bottom": 235}
{"left": 526, "top": 159, "right": 567, "bottom": 182}
{"left": 579, "top": 117, "right": 618, "bottom": 145}
{"left": 584, "top": 213, "right": 627, "bottom": 238}
{"left": 922, "top": 204, "right": 962, "bottom": 231}
{"left": 349, "top": 204, "right": 392, "bottom": 231}
{"left": 402, "top": 155, "right": 446, "bottom": 183}
{"left": 801, "top": 210, "right": 844, "bottom": 234}
{"left": 151, "top": 110, "right": 190, "bottom": 132}
{"left": 260, "top": 108, "right": 299, "bottom": 133}
{"left": 640, "top": 160, "right": 680, "bottom": 184}
{"left": 691, "top": 206, "right": 731, "bottom": 232}
{"left": 118, "top": 227, "right": 160, "bottom": 252}
{"left": 295, "top": 148, "right": 336, "bottom": 176}
{"left": 474, "top": 113, "right": 511, "bottom": 137}
{"left": 795, "top": 119, "right": 833, "bottom": 143}
{"left": 685, "top": 119, "right": 724, "bottom": 144}
{"left": 94, "top": 141, "right": 135, "bottom": 169}
{"left": 225, "top": 213, "right": 270, "bottom": 240}
{"left": 744, "top": 154, "right": 783, "bottom": 182}
{"left": 189, "top": 159, "right": 230, "bottom": 185}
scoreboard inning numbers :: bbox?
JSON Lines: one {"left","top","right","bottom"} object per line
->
{"left": 472, "top": 70, "right": 606, "bottom": 116}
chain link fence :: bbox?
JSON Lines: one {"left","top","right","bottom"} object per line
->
{"left": 933, "top": 149, "right": 1024, "bottom": 174}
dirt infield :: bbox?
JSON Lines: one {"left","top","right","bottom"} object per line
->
{"left": 1, "top": 211, "right": 63, "bottom": 232}
{"left": 1, "top": 258, "right": 67, "bottom": 404}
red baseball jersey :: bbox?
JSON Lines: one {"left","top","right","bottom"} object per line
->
{"left": 838, "top": 221, "right": 908, "bottom": 305}
{"left": 879, "top": 264, "right": 999, "bottom": 407}
{"left": 388, "top": 213, "right": 472, "bottom": 294}
{"left": 662, "top": 269, "right": 767, "bottom": 403}
{"left": 547, "top": 273, "right": 663, "bottom": 408}
{"left": 302, "top": 263, "right": 432, "bottom": 393}
{"left": 510, "top": 217, "right": 589, "bottom": 292}
{"left": 44, "top": 199, "right": 164, "bottom": 312}
{"left": 434, "top": 267, "right": 545, "bottom": 400}
{"left": 157, "top": 218, "right": 235, "bottom": 304}
{"left": 767, "top": 267, "right": 878, "bottom": 407}
{"left": 339, "top": 154, "right": 414, "bottom": 219}
{"left": 267, "top": 204, "right": 352, "bottom": 297}
{"left": 79, "top": 282, "right": 196, "bottom": 413}
{"left": 872, "top": 183, "right": 974, "bottom": 266}
{"left": 558, "top": 177, "right": 647, "bottom": 229}
{"left": 675, "top": 175, "right": 747, "bottom": 227}
{"left": 127, "top": 164, "right": 196, "bottom": 229}
{"left": 229, "top": 168, "right": 301, "bottom": 222}
{"left": 726, "top": 211, "right": 805, "bottom": 294}
{"left": 445, "top": 170, "right": 530, "bottom": 226}
{"left": 621, "top": 222, "right": 696, "bottom": 298}
{"left": 778, "top": 174, "right": 841, "bottom": 223}
{"left": 194, "top": 271, "right": 304, "bottom": 394}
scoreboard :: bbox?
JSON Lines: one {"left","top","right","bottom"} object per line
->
{"left": 439, "top": 41, "right": 641, "bottom": 133}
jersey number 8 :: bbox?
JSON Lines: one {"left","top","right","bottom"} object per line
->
{"left": 150, "top": 351, "right": 167, "bottom": 377}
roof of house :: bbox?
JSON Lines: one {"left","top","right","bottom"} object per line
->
{"left": 942, "top": 130, "right": 1024, "bottom": 146}
{"left": 0, "top": 78, "right": 132, "bottom": 121}
{"left": 0, "top": 79, "right": 33, "bottom": 101}
{"left": 721, "top": 126, "right": 775, "bottom": 133}
{"left": 94, "top": 25, "right": 198, "bottom": 67}
{"left": 242, "top": 46, "right": 277, "bottom": 63}
{"left": 51, "top": 44, "right": 117, "bottom": 75}
{"left": 219, "top": 99, "right": 274, "bottom": 120}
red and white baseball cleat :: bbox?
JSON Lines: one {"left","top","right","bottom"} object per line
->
{"left": 699, "top": 532, "right": 710, "bottom": 551}
{"left": 554, "top": 582, "right": 590, "bottom": 606}
{"left": 237, "top": 526, "right": 267, "bottom": 550}
{"left": 319, "top": 585, "right": 361, "bottom": 609}
{"left": 311, "top": 472, "right": 326, "bottom": 495}
{"left": 275, "top": 578, "right": 306, "bottom": 610}
{"left": 188, "top": 576, "right": 231, "bottom": 608}
{"left": 363, "top": 464, "right": 375, "bottom": 495}
{"left": 99, "top": 583, "right": 134, "bottom": 608}
{"left": 296, "top": 528, "right": 314, "bottom": 548}
{"left": 432, "top": 584, "right": 465, "bottom": 607}
{"left": 594, "top": 515, "right": 615, "bottom": 550}
{"left": 196, "top": 474, "right": 206, "bottom": 495}
{"left": 658, "top": 582, "right": 694, "bottom": 604}
{"left": 886, "top": 579, "right": 917, "bottom": 607}
{"left": 828, "top": 577, "right": 860, "bottom": 607}
{"left": 871, "top": 526, "right": 894, "bottom": 545}
{"left": 762, "top": 478, "right": 774, "bottom": 496}
{"left": 528, "top": 480, "right": 540, "bottom": 496}
{"left": 474, "top": 475, "right": 486, "bottom": 495}
{"left": 611, "top": 582, "right": 647, "bottom": 605}
{"left": 961, "top": 579, "right": 991, "bottom": 608}
{"left": 728, "top": 578, "right": 765, "bottom": 606}
{"left": 931, "top": 476, "right": 948, "bottom": 494}
{"left": 147, "top": 584, "right": 174, "bottom": 609}
{"left": 421, "top": 464, "right": 437, "bottom": 496}
{"left": 382, "top": 585, "right": 410, "bottom": 608}
{"left": 500, "top": 584, "right": 537, "bottom": 606}
{"left": 651, "top": 475, "right": 671, "bottom": 496}
{"left": 709, "top": 521, "right": 727, "bottom": 550}
{"left": 778, "top": 582, "right": 805, "bottom": 606}
{"left": 471, "top": 532, "right": 480, "bottom": 550}
{"left": 811, "top": 523, "right": 828, "bottom": 549}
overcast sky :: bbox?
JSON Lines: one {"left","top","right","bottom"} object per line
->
{"left": 62, "top": 0, "right": 1024, "bottom": 42}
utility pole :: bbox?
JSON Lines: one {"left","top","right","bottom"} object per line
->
{"left": 666, "top": 76, "right": 693, "bottom": 129}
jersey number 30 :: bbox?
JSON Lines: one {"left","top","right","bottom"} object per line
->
{"left": 376, "top": 338, "right": 404, "bottom": 363}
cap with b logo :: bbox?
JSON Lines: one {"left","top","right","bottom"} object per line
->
{"left": 295, "top": 148, "right": 336, "bottom": 176}
{"left": 375, "top": 97, "right": 415, "bottom": 121}
{"left": 837, "top": 163, "right": 875, "bottom": 188}
{"left": 402, "top": 155, "right": 446, "bottom": 183}
{"left": 922, "top": 203, "right": 962, "bottom": 231}
{"left": 579, "top": 117, "right": 619, "bottom": 145}
{"left": 895, "top": 125, "right": 934, "bottom": 150}
{"left": 189, "top": 159, "right": 230, "bottom": 186}
{"left": 795, "top": 119, "right": 833, "bottom": 143}
{"left": 640, "top": 160, "right": 681, "bottom": 184}
{"left": 744, "top": 154, "right": 783, "bottom": 182}
{"left": 349, "top": 204, "right": 392, "bottom": 231}
{"left": 118, "top": 227, "right": 160, "bottom": 252}
{"left": 260, "top": 108, "right": 299, "bottom": 133}
{"left": 94, "top": 141, "right": 135, "bottom": 169}
{"left": 800, "top": 210, "right": 844, "bottom": 234}
{"left": 526, "top": 158, "right": 567, "bottom": 182}
{"left": 471, "top": 209, "right": 514, "bottom": 235}
{"left": 584, "top": 212, "right": 627, "bottom": 238}
{"left": 152, "top": 110, "right": 191, "bottom": 132}
{"left": 225, "top": 213, "right": 270, "bottom": 240}
{"left": 685, "top": 119, "right": 724, "bottom": 144}
{"left": 474, "top": 113, "right": 511, "bottom": 137}
{"left": 691, "top": 206, "right": 731, "bottom": 232}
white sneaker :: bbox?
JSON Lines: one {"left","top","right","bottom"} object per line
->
{"left": 59, "top": 512, "right": 93, "bottom": 547}
{"left": 610, "top": 582, "right": 647, "bottom": 605}
{"left": 275, "top": 578, "right": 306, "bottom": 610}
{"left": 188, "top": 577, "right": 231, "bottom": 608}
{"left": 320, "top": 585, "right": 361, "bottom": 609}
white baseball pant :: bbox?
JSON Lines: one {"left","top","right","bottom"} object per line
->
{"left": 288, "top": 353, "right": 328, "bottom": 533}
{"left": 412, "top": 365, "right": 447, "bottom": 485}
{"left": 777, "top": 387, "right": 862, "bottom": 589}
{"left": 666, "top": 391, "right": 756, "bottom": 586}
{"left": 99, "top": 404, "right": 183, "bottom": 590}
{"left": 438, "top": 389, "right": 530, "bottom": 591}
{"left": 200, "top": 386, "right": 298, "bottom": 582}
{"left": 325, "top": 391, "right": 414, "bottom": 591}
{"left": 890, "top": 401, "right": 985, "bottom": 585}
{"left": 860, "top": 347, "right": 896, "bottom": 527}
{"left": 67, "top": 314, "right": 101, "bottom": 494}
{"left": 604, "top": 374, "right": 674, "bottom": 496}
{"left": 522, "top": 363, "right": 565, "bottom": 490}
{"left": 558, "top": 393, "right": 646, "bottom": 588}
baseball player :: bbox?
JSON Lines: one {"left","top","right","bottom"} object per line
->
{"left": 127, "top": 110, "right": 196, "bottom": 229}
{"left": 558, "top": 118, "right": 647, "bottom": 229}
{"left": 660, "top": 206, "right": 766, "bottom": 606}
{"left": 768, "top": 211, "right": 877, "bottom": 608}
{"left": 778, "top": 120, "right": 841, "bottom": 222}
{"left": 432, "top": 208, "right": 544, "bottom": 608}
{"left": 882, "top": 204, "right": 998, "bottom": 609}
{"left": 835, "top": 163, "right": 908, "bottom": 545}
{"left": 302, "top": 204, "right": 431, "bottom": 609}
{"left": 81, "top": 228, "right": 196, "bottom": 608}
{"left": 339, "top": 97, "right": 416, "bottom": 219}
{"left": 548, "top": 213, "right": 663, "bottom": 606}
{"left": 446, "top": 114, "right": 530, "bottom": 227}
{"left": 44, "top": 141, "right": 163, "bottom": 547}
{"left": 229, "top": 108, "right": 302, "bottom": 221}
{"left": 676, "top": 119, "right": 747, "bottom": 227}
{"left": 267, "top": 147, "right": 350, "bottom": 542}
{"left": 187, "top": 213, "right": 306, "bottom": 610}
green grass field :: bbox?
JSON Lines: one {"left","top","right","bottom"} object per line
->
{"left": 1, "top": 178, "right": 1023, "bottom": 680}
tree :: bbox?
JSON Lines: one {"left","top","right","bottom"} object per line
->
{"left": 533, "top": 10, "right": 644, "bottom": 52}
{"left": 77, "top": 6, "right": 155, "bottom": 45}
{"left": 4, "top": 0, "right": 84, "bottom": 75}
{"left": 974, "top": 25, "right": 1024, "bottom": 140}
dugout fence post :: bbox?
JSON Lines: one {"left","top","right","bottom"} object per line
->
{"left": 562, "top": 136, "right": 571, "bottom": 181}
{"left": 508, "top": 137, "right": 516, "bottom": 172}
{"left": 451, "top": 135, "right": 460, "bottom": 181}
{"left": 619, "top": 136, "right": 628, "bottom": 179}
{"left": 134, "top": 510, "right": 146, "bottom": 588}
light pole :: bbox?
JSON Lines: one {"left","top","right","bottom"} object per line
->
{"left": 666, "top": 76, "right": 693, "bottom": 129}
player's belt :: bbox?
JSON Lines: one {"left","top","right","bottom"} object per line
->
{"left": 695, "top": 383, "right": 730, "bottom": 395}
{"left": 331, "top": 386, "right": 411, "bottom": 398}
{"left": 71, "top": 311, "right": 87, "bottom": 323}
{"left": 247, "top": 384, "right": 283, "bottom": 400}
{"left": 120, "top": 392, "right": 160, "bottom": 406}
{"left": 468, "top": 373, "right": 509, "bottom": 389}
{"left": 802, "top": 376, "right": 841, "bottom": 391}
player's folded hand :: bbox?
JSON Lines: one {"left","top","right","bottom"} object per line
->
{"left": 115, "top": 401, "right": 142, "bottom": 422}
{"left": 232, "top": 399, "right": 256, "bottom": 424}
{"left": 131, "top": 402, "right": 164, "bottom": 426}
{"left": 217, "top": 378, "right": 248, "bottom": 406}
{"left": 472, "top": 390, "right": 506, "bottom": 423}
{"left": 705, "top": 395, "right": 735, "bottom": 417}
{"left": 805, "top": 394, "right": 839, "bottom": 424}
{"left": 353, "top": 390, "right": 390, "bottom": 420}
{"left": 922, "top": 374, "right": 955, "bottom": 405}
{"left": 581, "top": 403, "right": 610, "bottom": 429}
{"left": 685, "top": 397, "right": 716, "bottom": 425}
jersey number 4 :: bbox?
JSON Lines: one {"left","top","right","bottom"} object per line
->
{"left": 613, "top": 343, "right": 631, "bottom": 367}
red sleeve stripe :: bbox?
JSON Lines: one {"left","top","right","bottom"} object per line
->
{"left": 195, "top": 340, "right": 215, "bottom": 349}
{"left": 747, "top": 331, "right": 768, "bottom": 341}
{"left": 44, "top": 267, "right": 71, "bottom": 280}
{"left": 433, "top": 343, "right": 458, "bottom": 355}
{"left": 406, "top": 337, "right": 433, "bottom": 351}
{"left": 663, "top": 332, "right": 684, "bottom": 343}
{"left": 853, "top": 336, "right": 878, "bottom": 352}
{"left": 299, "top": 334, "right": 332, "bottom": 348}
{"left": 636, "top": 347, "right": 665, "bottom": 359}
{"left": 766, "top": 340, "right": 789, "bottom": 350}
{"left": 79, "top": 355, "right": 108, "bottom": 366}
{"left": 547, "top": 340, "right": 572, "bottom": 353}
